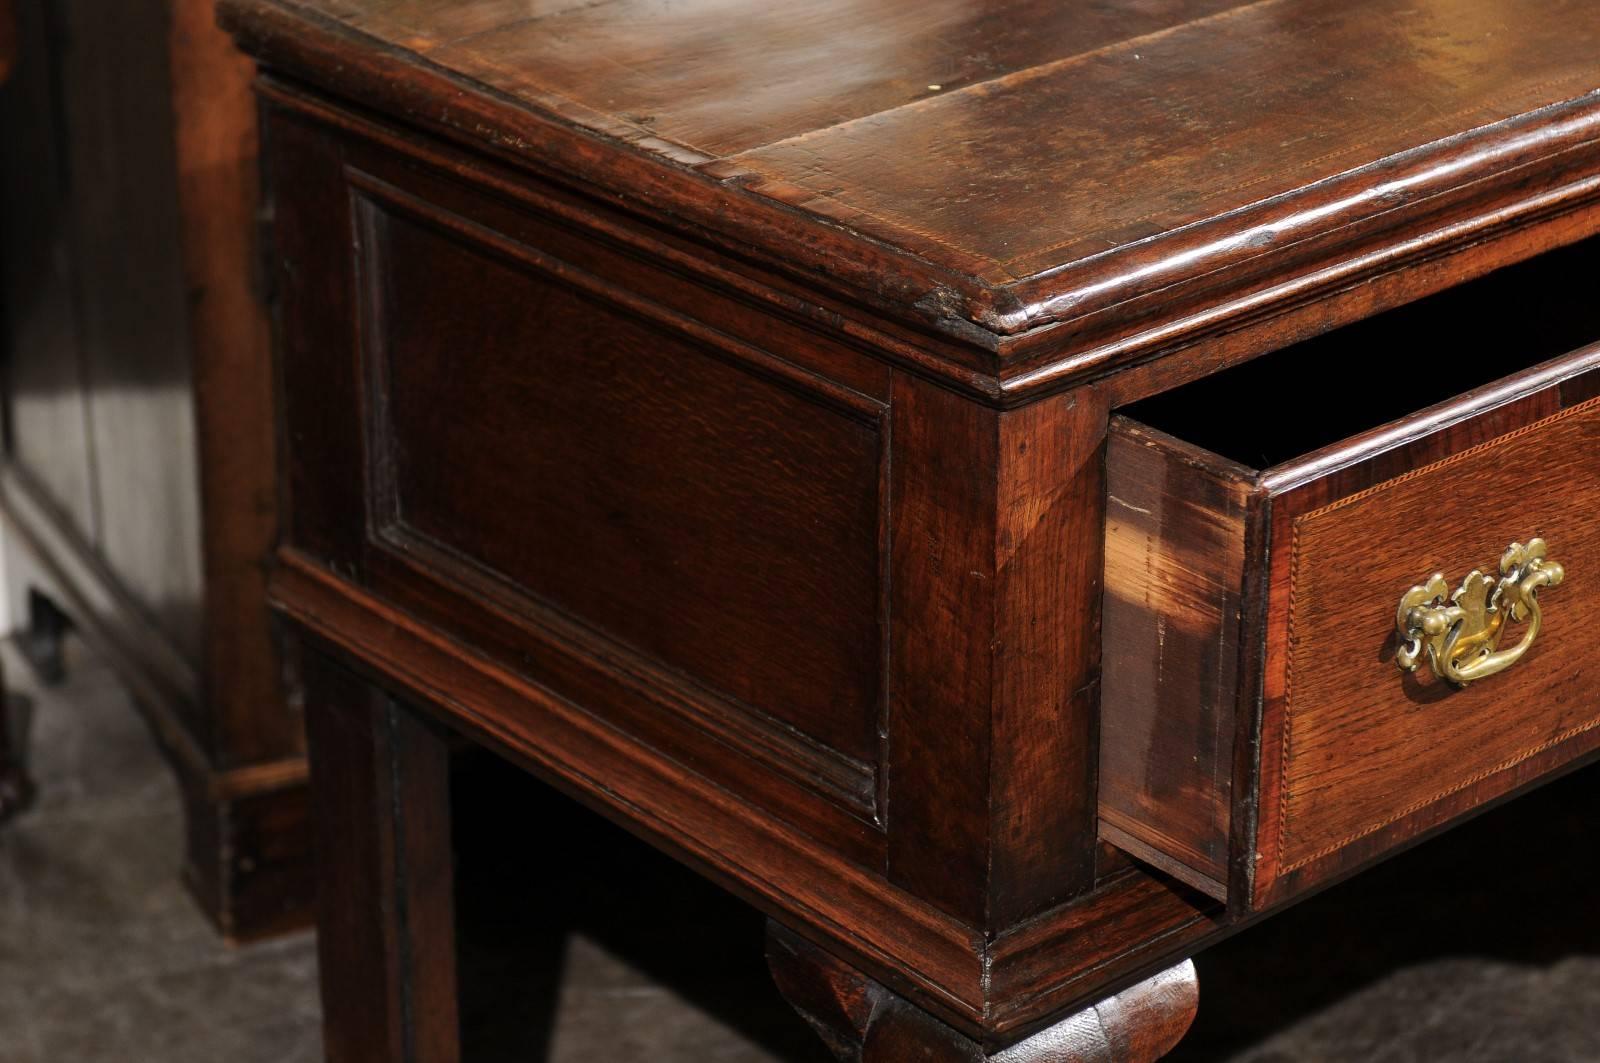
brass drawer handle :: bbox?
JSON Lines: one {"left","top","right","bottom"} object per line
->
{"left": 1395, "top": 539, "right": 1565, "bottom": 687}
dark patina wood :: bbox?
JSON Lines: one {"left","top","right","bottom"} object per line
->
{"left": 220, "top": 0, "right": 1600, "bottom": 401}
{"left": 1105, "top": 348, "right": 1600, "bottom": 906}
{"left": 302, "top": 649, "right": 459, "bottom": 1063}
{"left": 1102, "top": 244, "right": 1600, "bottom": 907}
{"left": 0, "top": 0, "right": 13, "bottom": 84}
{"left": 221, "top": 0, "right": 1600, "bottom": 1057}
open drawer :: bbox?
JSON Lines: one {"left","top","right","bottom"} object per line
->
{"left": 1098, "top": 237, "right": 1600, "bottom": 910}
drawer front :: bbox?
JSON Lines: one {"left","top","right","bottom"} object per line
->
{"left": 1255, "top": 371, "right": 1600, "bottom": 906}
{"left": 1102, "top": 348, "right": 1600, "bottom": 908}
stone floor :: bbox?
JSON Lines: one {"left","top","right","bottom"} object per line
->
{"left": 4, "top": 637, "right": 1600, "bottom": 1061}
{"left": 0, "top": 640, "right": 320, "bottom": 1063}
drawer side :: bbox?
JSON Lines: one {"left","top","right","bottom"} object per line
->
{"left": 1100, "top": 419, "right": 1253, "bottom": 898}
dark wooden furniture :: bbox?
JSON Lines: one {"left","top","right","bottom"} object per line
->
{"left": 0, "top": 1, "right": 15, "bottom": 85}
{"left": 0, "top": 650, "right": 27, "bottom": 822}
{"left": 0, "top": 0, "right": 24, "bottom": 826}
{"left": 0, "top": 0, "right": 309, "bottom": 939}
{"left": 222, "top": 0, "right": 1600, "bottom": 1057}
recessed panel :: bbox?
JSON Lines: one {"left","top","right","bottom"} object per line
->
{"left": 361, "top": 200, "right": 887, "bottom": 768}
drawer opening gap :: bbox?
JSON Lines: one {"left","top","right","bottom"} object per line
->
{"left": 1122, "top": 234, "right": 1600, "bottom": 468}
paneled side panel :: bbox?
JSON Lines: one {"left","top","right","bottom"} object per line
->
{"left": 1100, "top": 419, "right": 1251, "bottom": 897}
{"left": 361, "top": 198, "right": 888, "bottom": 770}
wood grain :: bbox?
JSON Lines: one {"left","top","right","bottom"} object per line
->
{"left": 366, "top": 0, "right": 1248, "bottom": 159}
{"left": 1104, "top": 341, "right": 1600, "bottom": 911}
{"left": 729, "top": 0, "right": 1599, "bottom": 279}
{"left": 169, "top": 0, "right": 295, "bottom": 766}
{"left": 222, "top": 0, "right": 1600, "bottom": 284}
{"left": 887, "top": 379, "right": 1103, "bottom": 924}
{"left": 302, "top": 650, "right": 459, "bottom": 1063}
{"left": 1100, "top": 421, "right": 1253, "bottom": 898}
{"left": 273, "top": 547, "right": 1231, "bottom": 1040}
{"left": 264, "top": 104, "right": 368, "bottom": 574}
{"left": 989, "top": 388, "right": 1107, "bottom": 921}
{"left": 1255, "top": 367, "right": 1600, "bottom": 905}
{"left": 885, "top": 373, "right": 1001, "bottom": 921}
{"left": 272, "top": 550, "right": 987, "bottom": 1033}
{"left": 220, "top": 0, "right": 1600, "bottom": 402}
{"left": 336, "top": 147, "right": 891, "bottom": 846}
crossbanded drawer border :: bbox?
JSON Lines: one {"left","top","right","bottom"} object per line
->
{"left": 1276, "top": 391, "right": 1600, "bottom": 875}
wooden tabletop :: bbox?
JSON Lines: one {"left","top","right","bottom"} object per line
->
{"left": 224, "top": 0, "right": 1600, "bottom": 361}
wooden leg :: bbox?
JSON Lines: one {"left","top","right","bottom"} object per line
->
{"left": 18, "top": 588, "right": 68, "bottom": 686}
{"left": 0, "top": 647, "right": 33, "bottom": 822}
{"left": 767, "top": 922, "right": 1198, "bottom": 1063}
{"left": 303, "top": 649, "right": 460, "bottom": 1063}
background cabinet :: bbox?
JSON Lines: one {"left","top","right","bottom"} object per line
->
{"left": 0, "top": 0, "right": 308, "bottom": 940}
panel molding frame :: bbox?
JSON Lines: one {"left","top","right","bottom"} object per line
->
{"left": 346, "top": 168, "right": 891, "bottom": 827}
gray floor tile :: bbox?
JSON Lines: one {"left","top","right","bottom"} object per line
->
{"left": 0, "top": 806, "right": 221, "bottom": 988}
{"left": 549, "top": 982, "right": 785, "bottom": 1063}
{"left": 7, "top": 643, "right": 170, "bottom": 821}
{"left": 0, "top": 978, "right": 45, "bottom": 1063}
{"left": 0, "top": 639, "right": 321, "bottom": 1063}
{"left": 545, "top": 936, "right": 801, "bottom": 1062}
{"left": 1226, "top": 958, "right": 1600, "bottom": 1063}
{"left": 20, "top": 947, "right": 320, "bottom": 1063}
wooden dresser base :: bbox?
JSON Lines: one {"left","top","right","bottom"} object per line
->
{"left": 768, "top": 923, "right": 1198, "bottom": 1063}
{"left": 302, "top": 644, "right": 1197, "bottom": 1063}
